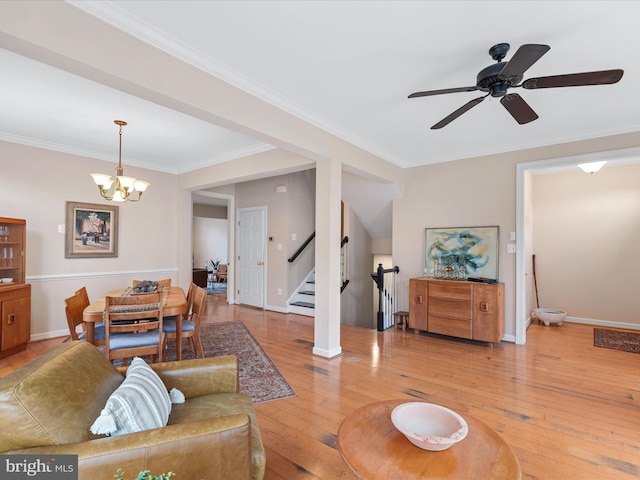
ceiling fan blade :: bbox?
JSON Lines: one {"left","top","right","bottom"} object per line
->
{"left": 500, "top": 93, "right": 538, "bottom": 124}
{"left": 431, "top": 96, "right": 486, "bottom": 129}
{"left": 498, "top": 44, "right": 550, "bottom": 82}
{"left": 408, "top": 86, "right": 479, "bottom": 98}
{"left": 522, "top": 69, "right": 623, "bottom": 89}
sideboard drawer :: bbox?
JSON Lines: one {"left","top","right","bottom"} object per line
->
{"left": 428, "top": 297, "right": 472, "bottom": 320}
{"left": 428, "top": 315, "right": 472, "bottom": 339}
{"left": 428, "top": 282, "right": 472, "bottom": 301}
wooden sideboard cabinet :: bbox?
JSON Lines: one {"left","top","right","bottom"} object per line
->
{"left": 409, "top": 278, "right": 504, "bottom": 343}
{"left": 0, "top": 217, "right": 31, "bottom": 358}
{"left": 0, "top": 284, "right": 31, "bottom": 358}
{"left": 192, "top": 268, "right": 208, "bottom": 288}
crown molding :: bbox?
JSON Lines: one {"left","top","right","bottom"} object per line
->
{"left": 68, "top": 1, "right": 403, "bottom": 167}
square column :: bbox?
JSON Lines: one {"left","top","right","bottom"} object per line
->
{"left": 313, "top": 157, "right": 342, "bottom": 358}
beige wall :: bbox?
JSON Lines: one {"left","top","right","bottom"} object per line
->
{"left": 532, "top": 164, "right": 640, "bottom": 325}
{"left": 340, "top": 204, "right": 373, "bottom": 327}
{"left": 393, "top": 135, "right": 640, "bottom": 340}
{"left": 0, "top": 141, "right": 180, "bottom": 339}
{"left": 394, "top": 154, "right": 519, "bottom": 339}
{"left": 234, "top": 169, "right": 316, "bottom": 310}
{"left": 4, "top": 120, "right": 640, "bottom": 342}
{"left": 192, "top": 203, "right": 227, "bottom": 219}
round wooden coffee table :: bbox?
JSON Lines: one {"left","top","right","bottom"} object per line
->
{"left": 337, "top": 399, "right": 521, "bottom": 479}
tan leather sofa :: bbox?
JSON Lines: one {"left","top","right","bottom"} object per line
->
{"left": 0, "top": 341, "right": 265, "bottom": 480}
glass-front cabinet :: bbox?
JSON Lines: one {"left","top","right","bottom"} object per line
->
{"left": 0, "top": 217, "right": 30, "bottom": 358}
{"left": 0, "top": 217, "right": 26, "bottom": 284}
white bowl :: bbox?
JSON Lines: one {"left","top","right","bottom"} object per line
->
{"left": 0, "top": 278, "right": 12, "bottom": 283}
{"left": 534, "top": 308, "right": 566, "bottom": 326}
{"left": 391, "top": 402, "right": 468, "bottom": 451}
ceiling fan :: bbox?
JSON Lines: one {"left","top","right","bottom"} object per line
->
{"left": 408, "top": 43, "right": 623, "bottom": 129}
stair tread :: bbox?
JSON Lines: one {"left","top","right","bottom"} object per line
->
{"left": 299, "top": 290, "right": 315, "bottom": 295}
{"left": 290, "top": 301, "right": 315, "bottom": 308}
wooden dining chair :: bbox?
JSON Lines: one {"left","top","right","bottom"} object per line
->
{"left": 185, "top": 281, "right": 197, "bottom": 318}
{"left": 163, "top": 285, "right": 206, "bottom": 358}
{"left": 74, "top": 286, "right": 91, "bottom": 309}
{"left": 104, "top": 292, "right": 166, "bottom": 365}
{"left": 64, "top": 291, "right": 106, "bottom": 345}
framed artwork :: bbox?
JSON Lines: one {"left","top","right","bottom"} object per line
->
{"left": 65, "top": 201, "right": 118, "bottom": 258}
{"left": 425, "top": 226, "right": 499, "bottom": 280}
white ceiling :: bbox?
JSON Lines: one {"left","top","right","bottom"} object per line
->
{"left": 1, "top": 1, "right": 639, "bottom": 175}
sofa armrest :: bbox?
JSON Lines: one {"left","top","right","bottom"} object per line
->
{"left": 12, "top": 414, "right": 252, "bottom": 480}
{"left": 131, "top": 355, "right": 240, "bottom": 398}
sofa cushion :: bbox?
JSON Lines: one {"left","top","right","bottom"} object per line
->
{"left": 91, "top": 357, "right": 171, "bottom": 436}
{"left": 0, "top": 341, "right": 124, "bottom": 452}
{"left": 169, "top": 392, "right": 265, "bottom": 480}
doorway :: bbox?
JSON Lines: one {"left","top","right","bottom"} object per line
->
{"left": 237, "top": 206, "right": 267, "bottom": 308}
{"left": 515, "top": 147, "right": 640, "bottom": 344}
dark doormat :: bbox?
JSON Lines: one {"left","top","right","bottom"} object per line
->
{"left": 593, "top": 328, "right": 640, "bottom": 354}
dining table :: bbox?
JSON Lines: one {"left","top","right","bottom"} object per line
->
{"left": 82, "top": 286, "right": 188, "bottom": 360}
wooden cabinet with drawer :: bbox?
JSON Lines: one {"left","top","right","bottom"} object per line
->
{"left": 0, "top": 283, "right": 31, "bottom": 358}
{"left": 409, "top": 278, "right": 504, "bottom": 343}
{"left": 0, "top": 217, "right": 30, "bottom": 358}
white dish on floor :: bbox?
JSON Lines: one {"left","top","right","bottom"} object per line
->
{"left": 391, "top": 402, "right": 468, "bottom": 451}
{"left": 534, "top": 308, "right": 566, "bottom": 326}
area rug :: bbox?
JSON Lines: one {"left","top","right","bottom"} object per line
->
{"left": 165, "top": 321, "right": 296, "bottom": 403}
{"left": 593, "top": 328, "right": 640, "bottom": 354}
{"left": 206, "top": 283, "right": 227, "bottom": 295}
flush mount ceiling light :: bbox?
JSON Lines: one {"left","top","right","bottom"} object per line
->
{"left": 90, "top": 120, "right": 150, "bottom": 202}
{"left": 577, "top": 161, "right": 607, "bottom": 174}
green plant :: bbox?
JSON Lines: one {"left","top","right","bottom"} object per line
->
{"left": 209, "top": 259, "right": 220, "bottom": 270}
{"left": 115, "top": 468, "right": 175, "bottom": 480}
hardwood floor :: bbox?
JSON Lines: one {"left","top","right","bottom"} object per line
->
{"left": 2, "top": 292, "right": 639, "bottom": 479}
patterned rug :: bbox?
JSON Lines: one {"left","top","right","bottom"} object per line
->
{"left": 206, "top": 283, "right": 227, "bottom": 295}
{"left": 593, "top": 328, "right": 640, "bottom": 354}
{"left": 165, "top": 321, "right": 296, "bottom": 403}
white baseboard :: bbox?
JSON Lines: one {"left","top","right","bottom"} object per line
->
{"left": 31, "top": 329, "right": 68, "bottom": 342}
{"left": 313, "top": 345, "right": 342, "bottom": 358}
{"left": 564, "top": 316, "right": 640, "bottom": 330}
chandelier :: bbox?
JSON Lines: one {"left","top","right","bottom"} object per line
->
{"left": 90, "top": 120, "right": 150, "bottom": 202}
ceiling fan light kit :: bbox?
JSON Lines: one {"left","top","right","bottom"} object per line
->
{"left": 408, "top": 43, "right": 623, "bottom": 129}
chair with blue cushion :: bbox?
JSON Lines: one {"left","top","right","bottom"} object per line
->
{"left": 104, "top": 292, "right": 166, "bottom": 365}
{"left": 65, "top": 290, "right": 106, "bottom": 345}
{"left": 163, "top": 284, "right": 206, "bottom": 358}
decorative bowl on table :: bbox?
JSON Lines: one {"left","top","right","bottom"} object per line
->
{"left": 391, "top": 402, "right": 468, "bottom": 451}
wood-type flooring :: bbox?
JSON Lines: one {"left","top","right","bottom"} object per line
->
{"left": 2, "top": 293, "right": 639, "bottom": 480}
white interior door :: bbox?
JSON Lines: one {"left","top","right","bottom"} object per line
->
{"left": 237, "top": 207, "right": 266, "bottom": 308}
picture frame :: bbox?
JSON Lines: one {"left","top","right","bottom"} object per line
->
{"left": 424, "top": 226, "right": 499, "bottom": 280}
{"left": 65, "top": 201, "right": 118, "bottom": 258}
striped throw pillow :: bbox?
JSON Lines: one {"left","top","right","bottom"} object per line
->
{"left": 90, "top": 357, "right": 171, "bottom": 436}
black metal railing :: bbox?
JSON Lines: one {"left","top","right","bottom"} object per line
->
{"left": 340, "top": 236, "right": 349, "bottom": 293}
{"left": 288, "top": 231, "right": 315, "bottom": 263}
{"left": 289, "top": 232, "right": 351, "bottom": 296}
{"left": 371, "top": 263, "right": 400, "bottom": 331}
